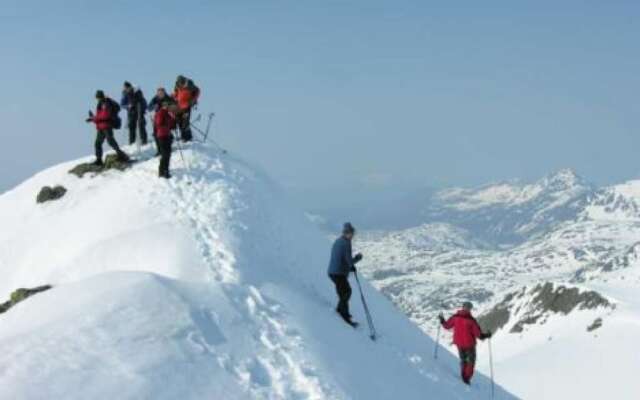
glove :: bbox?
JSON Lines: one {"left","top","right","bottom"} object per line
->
{"left": 350, "top": 266, "right": 357, "bottom": 273}
{"left": 438, "top": 313, "right": 445, "bottom": 324}
{"left": 354, "top": 253, "right": 363, "bottom": 263}
{"left": 480, "top": 331, "right": 492, "bottom": 340}
{"left": 85, "top": 118, "right": 93, "bottom": 123}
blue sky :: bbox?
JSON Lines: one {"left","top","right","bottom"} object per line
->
{"left": 1, "top": 1, "right": 638, "bottom": 207}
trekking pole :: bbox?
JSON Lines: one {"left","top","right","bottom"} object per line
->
{"left": 173, "top": 131, "right": 191, "bottom": 179}
{"left": 354, "top": 271, "right": 377, "bottom": 341}
{"left": 135, "top": 103, "right": 142, "bottom": 157}
{"left": 489, "top": 338, "right": 495, "bottom": 399}
{"left": 433, "top": 321, "right": 441, "bottom": 360}
{"left": 150, "top": 113, "right": 159, "bottom": 156}
{"left": 203, "top": 112, "right": 215, "bottom": 141}
{"left": 189, "top": 113, "right": 215, "bottom": 141}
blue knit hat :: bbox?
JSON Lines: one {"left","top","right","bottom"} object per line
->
{"left": 342, "top": 222, "right": 356, "bottom": 235}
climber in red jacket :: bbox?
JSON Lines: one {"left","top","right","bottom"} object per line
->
{"left": 153, "top": 100, "right": 177, "bottom": 178}
{"left": 439, "top": 302, "right": 492, "bottom": 385}
{"left": 86, "top": 90, "right": 129, "bottom": 166}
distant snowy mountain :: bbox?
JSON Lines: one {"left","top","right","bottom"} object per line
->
{"left": 0, "top": 143, "right": 512, "bottom": 400}
{"left": 582, "top": 179, "right": 640, "bottom": 221}
{"left": 313, "top": 169, "right": 595, "bottom": 244}
{"left": 423, "top": 169, "right": 594, "bottom": 244}
{"left": 356, "top": 171, "right": 640, "bottom": 399}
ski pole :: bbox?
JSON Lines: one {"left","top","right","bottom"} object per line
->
{"left": 489, "top": 338, "right": 495, "bottom": 400}
{"left": 135, "top": 102, "right": 142, "bottom": 157}
{"left": 150, "top": 113, "right": 159, "bottom": 156}
{"left": 203, "top": 112, "right": 215, "bottom": 141}
{"left": 173, "top": 131, "right": 190, "bottom": 177}
{"left": 354, "top": 271, "right": 377, "bottom": 341}
{"left": 190, "top": 113, "right": 215, "bottom": 141}
{"left": 434, "top": 321, "right": 441, "bottom": 360}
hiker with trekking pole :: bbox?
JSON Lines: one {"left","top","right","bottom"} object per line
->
{"left": 438, "top": 301, "right": 492, "bottom": 386}
{"left": 148, "top": 87, "right": 176, "bottom": 156}
{"left": 327, "top": 223, "right": 364, "bottom": 328}
{"left": 153, "top": 100, "right": 177, "bottom": 179}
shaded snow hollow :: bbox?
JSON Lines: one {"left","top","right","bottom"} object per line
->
{"left": 0, "top": 143, "right": 515, "bottom": 400}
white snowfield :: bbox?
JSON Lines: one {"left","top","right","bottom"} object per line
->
{"left": 357, "top": 170, "right": 640, "bottom": 400}
{"left": 478, "top": 273, "right": 640, "bottom": 400}
{"left": 0, "top": 143, "right": 515, "bottom": 400}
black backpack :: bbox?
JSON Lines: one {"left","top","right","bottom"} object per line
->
{"left": 106, "top": 98, "right": 122, "bottom": 129}
{"left": 187, "top": 79, "right": 200, "bottom": 100}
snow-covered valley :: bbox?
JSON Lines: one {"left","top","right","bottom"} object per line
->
{"left": 355, "top": 171, "right": 640, "bottom": 399}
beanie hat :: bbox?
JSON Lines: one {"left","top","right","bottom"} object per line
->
{"left": 462, "top": 301, "right": 474, "bottom": 310}
{"left": 342, "top": 222, "right": 356, "bottom": 235}
{"left": 95, "top": 90, "right": 105, "bottom": 99}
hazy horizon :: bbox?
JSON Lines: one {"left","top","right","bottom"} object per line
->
{"left": 2, "top": 1, "right": 639, "bottom": 210}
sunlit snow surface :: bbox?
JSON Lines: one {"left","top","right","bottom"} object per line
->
{"left": 0, "top": 142, "right": 514, "bottom": 400}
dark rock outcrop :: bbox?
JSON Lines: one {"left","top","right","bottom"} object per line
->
{"left": 0, "top": 285, "right": 53, "bottom": 315}
{"left": 479, "top": 282, "right": 613, "bottom": 334}
{"left": 69, "top": 154, "right": 132, "bottom": 178}
{"left": 36, "top": 185, "right": 67, "bottom": 204}
{"left": 587, "top": 317, "right": 603, "bottom": 332}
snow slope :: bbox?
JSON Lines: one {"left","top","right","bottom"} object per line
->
{"left": 356, "top": 175, "right": 640, "bottom": 400}
{"left": 0, "top": 143, "right": 514, "bottom": 400}
{"left": 478, "top": 272, "right": 640, "bottom": 400}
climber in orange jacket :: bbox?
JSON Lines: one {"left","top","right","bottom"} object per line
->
{"left": 172, "top": 75, "right": 200, "bottom": 142}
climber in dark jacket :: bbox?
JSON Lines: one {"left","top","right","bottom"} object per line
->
{"left": 327, "top": 222, "right": 363, "bottom": 326}
{"left": 120, "top": 81, "right": 148, "bottom": 145}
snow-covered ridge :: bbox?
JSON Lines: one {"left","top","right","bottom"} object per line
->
{"left": 420, "top": 169, "right": 594, "bottom": 244}
{"left": 582, "top": 180, "right": 640, "bottom": 221}
{"left": 435, "top": 169, "right": 586, "bottom": 211}
{"left": 0, "top": 143, "right": 512, "bottom": 400}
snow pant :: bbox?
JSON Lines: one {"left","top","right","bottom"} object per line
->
{"left": 457, "top": 347, "right": 476, "bottom": 384}
{"left": 95, "top": 129, "right": 126, "bottom": 162}
{"left": 128, "top": 111, "right": 148, "bottom": 145}
{"left": 329, "top": 274, "right": 352, "bottom": 319}
{"left": 158, "top": 136, "right": 173, "bottom": 178}
{"left": 176, "top": 108, "right": 193, "bottom": 142}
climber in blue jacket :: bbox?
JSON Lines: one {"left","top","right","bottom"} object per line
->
{"left": 327, "top": 222, "right": 363, "bottom": 326}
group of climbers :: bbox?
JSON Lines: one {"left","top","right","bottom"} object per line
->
{"left": 86, "top": 75, "right": 200, "bottom": 178}
{"left": 86, "top": 75, "right": 490, "bottom": 388}
{"left": 327, "top": 222, "right": 491, "bottom": 386}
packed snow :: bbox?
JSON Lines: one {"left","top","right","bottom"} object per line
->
{"left": 0, "top": 142, "right": 514, "bottom": 399}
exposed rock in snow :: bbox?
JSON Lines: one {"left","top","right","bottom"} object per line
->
{"left": 477, "top": 282, "right": 613, "bottom": 334}
{"left": 0, "top": 285, "right": 52, "bottom": 314}
{"left": 36, "top": 185, "right": 67, "bottom": 203}
{"left": 69, "top": 154, "right": 132, "bottom": 178}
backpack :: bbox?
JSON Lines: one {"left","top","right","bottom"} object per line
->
{"left": 186, "top": 79, "right": 200, "bottom": 102}
{"left": 106, "top": 98, "right": 122, "bottom": 129}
